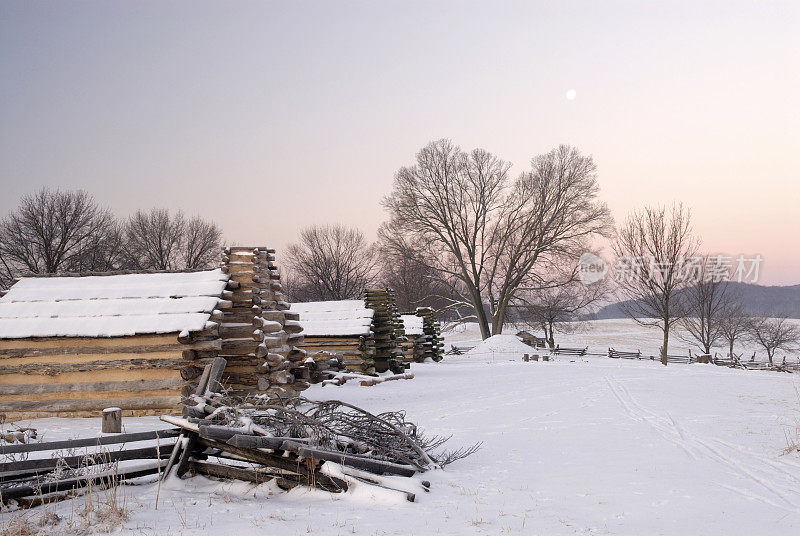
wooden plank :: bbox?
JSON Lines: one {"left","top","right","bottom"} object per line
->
{"left": 0, "top": 378, "right": 183, "bottom": 396}
{"left": 227, "top": 434, "right": 308, "bottom": 450}
{"left": 195, "top": 437, "right": 347, "bottom": 492}
{"left": 204, "top": 357, "right": 227, "bottom": 394}
{"left": 0, "top": 396, "right": 182, "bottom": 414}
{"left": 0, "top": 358, "right": 186, "bottom": 376}
{"left": 0, "top": 368, "right": 180, "bottom": 385}
{"left": 188, "top": 459, "right": 287, "bottom": 486}
{"left": 0, "top": 460, "right": 168, "bottom": 501}
{"left": 297, "top": 343, "right": 362, "bottom": 349}
{"left": 0, "top": 428, "right": 180, "bottom": 455}
{"left": 0, "top": 350, "right": 185, "bottom": 366}
{"left": 0, "top": 443, "right": 176, "bottom": 477}
{"left": 175, "top": 434, "right": 198, "bottom": 478}
{"left": 0, "top": 388, "right": 182, "bottom": 403}
{"left": 0, "top": 334, "right": 180, "bottom": 350}
{"left": 193, "top": 363, "right": 212, "bottom": 396}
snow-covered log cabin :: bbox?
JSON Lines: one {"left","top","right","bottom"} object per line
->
{"left": 399, "top": 313, "right": 422, "bottom": 363}
{"left": 400, "top": 308, "right": 445, "bottom": 363}
{"left": 290, "top": 290, "right": 428, "bottom": 375}
{"left": 289, "top": 300, "right": 377, "bottom": 374}
{"left": 0, "top": 246, "right": 309, "bottom": 420}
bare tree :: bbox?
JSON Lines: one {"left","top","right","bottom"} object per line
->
{"left": 747, "top": 315, "right": 800, "bottom": 364}
{"left": 66, "top": 220, "right": 126, "bottom": 273}
{"left": 121, "top": 209, "right": 221, "bottom": 271}
{"left": 680, "top": 256, "right": 740, "bottom": 355}
{"left": 286, "top": 224, "right": 378, "bottom": 301}
{"left": 183, "top": 216, "right": 222, "bottom": 269}
{"left": 382, "top": 140, "right": 612, "bottom": 339}
{"left": 377, "top": 229, "right": 456, "bottom": 313}
{"left": 0, "top": 188, "right": 118, "bottom": 287}
{"left": 718, "top": 301, "right": 750, "bottom": 358}
{"left": 613, "top": 204, "right": 699, "bottom": 365}
{"left": 122, "top": 209, "right": 186, "bottom": 270}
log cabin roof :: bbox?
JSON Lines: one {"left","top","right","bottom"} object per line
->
{"left": 0, "top": 269, "right": 229, "bottom": 339}
{"left": 400, "top": 314, "right": 424, "bottom": 336}
{"left": 289, "top": 300, "right": 374, "bottom": 337}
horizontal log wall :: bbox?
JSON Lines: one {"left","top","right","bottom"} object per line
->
{"left": 0, "top": 333, "right": 189, "bottom": 419}
{"left": 295, "top": 336, "right": 374, "bottom": 373}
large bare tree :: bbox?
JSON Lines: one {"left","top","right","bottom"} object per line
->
{"left": 613, "top": 204, "right": 699, "bottom": 365}
{"left": 747, "top": 315, "right": 800, "bottom": 364}
{"left": 122, "top": 209, "right": 221, "bottom": 270}
{"left": 680, "top": 256, "right": 741, "bottom": 355}
{"left": 382, "top": 140, "right": 612, "bottom": 339}
{"left": 286, "top": 224, "right": 378, "bottom": 302}
{"left": 0, "top": 188, "right": 118, "bottom": 288}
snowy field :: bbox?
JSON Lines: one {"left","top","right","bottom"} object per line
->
{"left": 3, "top": 320, "right": 800, "bottom": 535}
{"left": 446, "top": 318, "right": 800, "bottom": 363}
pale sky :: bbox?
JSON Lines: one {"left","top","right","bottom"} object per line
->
{"left": 1, "top": 1, "right": 798, "bottom": 284}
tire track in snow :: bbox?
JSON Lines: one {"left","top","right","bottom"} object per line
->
{"left": 605, "top": 376, "right": 702, "bottom": 459}
{"left": 604, "top": 376, "right": 800, "bottom": 514}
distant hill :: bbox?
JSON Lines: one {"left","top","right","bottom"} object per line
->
{"left": 596, "top": 282, "right": 800, "bottom": 319}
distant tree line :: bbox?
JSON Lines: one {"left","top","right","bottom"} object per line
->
{"left": 0, "top": 188, "right": 222, "bottom": 289}
{"left": 283, "top": 223, "right": 454, "bottom": 313}
{"left": 612, "top": 203, "right": 799, "bottom": 364}
{"left": 285, "top": 140, "right": 613, "bottom": 333}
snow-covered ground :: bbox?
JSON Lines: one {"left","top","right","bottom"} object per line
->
{"left": 445, "top": 318, "right": 800, "bottom": 362}
{"left": 3, "top": 320, "right": 800, "bottom": 535}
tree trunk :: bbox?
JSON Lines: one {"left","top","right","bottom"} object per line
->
{"left": 661, "top": 327, "right": 669, "bottom": 366}
{"left": 471, "top": 289, "right": 491, "bottom": 340}
{"left": 729, "top": 339, "right": 734, "bottom": 358}
{"left": 490, "top": 297, "right": 508, "bottom": 336}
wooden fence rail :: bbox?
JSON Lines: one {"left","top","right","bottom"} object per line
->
{"left": 1, "top": 427, "right": 180, "bottom": 505}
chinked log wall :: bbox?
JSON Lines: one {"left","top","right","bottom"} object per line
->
{"left": 295, "top": 336, "right": 375, "bottom": 374}
{"left": 0, "top": 333, "right": 208, "bottom": 419}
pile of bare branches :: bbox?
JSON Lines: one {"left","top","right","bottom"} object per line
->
{"left": 199, "top": 394, "right": 477, "bottom": 471}
{"left": 164, "top": 358, "right": 479, "bottom": 500}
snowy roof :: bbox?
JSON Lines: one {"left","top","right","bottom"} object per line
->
{"left": 0, "top": 270, "right": 229, "bottom": 339}
{"left": 400, "top": 314, "right": 424, "bottom": 336}
{"left": 289, "top": 300, "right": 374, "bottom": 337}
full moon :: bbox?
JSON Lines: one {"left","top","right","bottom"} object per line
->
{"left": 566, "top": 89, "right": 577, "bottom": 100}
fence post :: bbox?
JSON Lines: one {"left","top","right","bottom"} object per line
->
{"left": 102, "top": 407, "right": 122, "bottom": 434}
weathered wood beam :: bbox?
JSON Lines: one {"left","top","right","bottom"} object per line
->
{"left": 0, "top": 428, "right": 180, "bottom": 455}
{"left": 0, "top": 443, "right": 175, "bottom": 478}
{"left": 0, "top": 378, "right": 183, "bottom": 396}
{"left": 0, "top": 359, "right": 187, "bottom": 376}
{"left": 0, "top": 461, "right": 169, "bottom": 501}
{"left": 0, "top": 397, "right": 182, "bottom": 414}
